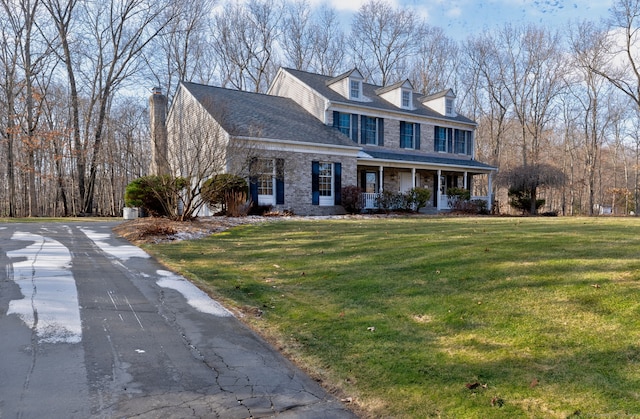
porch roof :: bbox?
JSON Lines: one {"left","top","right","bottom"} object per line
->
{"left": 358, "top": 148, "right": 497, "bottom": 172}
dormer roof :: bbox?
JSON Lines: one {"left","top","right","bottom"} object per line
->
{"left": 325, "top": 68, "right": 364, "bottom": 86}
{"left": 374, "top": 79, "right": 413, "bottom": 95}
{"left": 376, "top": 79, "right": 415, "bottom": 110}
{"left": 420, "top": 89, "right": 457, "bottom": 117}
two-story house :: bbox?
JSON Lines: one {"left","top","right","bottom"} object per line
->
{"left": 163, "top": 67, "right": 496, "bottom": 216}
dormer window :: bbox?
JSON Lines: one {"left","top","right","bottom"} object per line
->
{"left": 445, "top": 98, "right": 454, "bottom": 115}
{"left": 350, "top": 80, "right": 361, "bottom": 100}
{"left": 402, "top": 90, "right": 412, "bottom": 108}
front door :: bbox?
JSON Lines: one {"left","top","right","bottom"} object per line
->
{"left": 399, "top": 172, "right": 413, "bottom": 193}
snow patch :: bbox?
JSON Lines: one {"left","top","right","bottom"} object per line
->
{"left": 8, "top": 232, "right": 82, "bottom": 344}
{"left": 80, "top": 227, "right": 150, "bottom": 261}
{"left": 156, "top": 270, "right": 232, "bottom": 317}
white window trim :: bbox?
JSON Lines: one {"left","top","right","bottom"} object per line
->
{"left": 350, "top": 79, "right": 362, "bottom": 100}
{"left": 257, "top": 159, "right": 276, "bottom": 206}
{"left": 318, "top": 162, "right": 334, "bottom": 206}
{"left": 445, "top": 98, "right": 454, "bottom": 115}
{"left": 401, "top": 89, "right": 412, "bottom": 109}
{"left": 400, "top": 122, "right": 416, "bottom": 149}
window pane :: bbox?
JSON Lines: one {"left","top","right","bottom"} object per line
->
{"left": 337, "top": 113, "right": 350, "bottom": 136}
{"left": 455, "top": 129, "right": 466, "bottom": 154}
{"left": 319, "top": 162, "right": 332, "bottom": 196}
{"left": 350, "top": 80, "right": 360, "bottom": 98}
{"left": 257, "top": 159, "right": 273, "bottom": 195}
{"left": 400, "top": 122, "right": 414, "bottom": 148}
{"left": 362, "top": 116, "right": 377, "bottom": 145}
{"left": 402, "top": 90, "right": 410, "bottom": 108}
{"left": 435, "top": 127, "right": 446, "bottom": 152}
{"left": 365, "top": 172, "right": 376, "bottom": 193}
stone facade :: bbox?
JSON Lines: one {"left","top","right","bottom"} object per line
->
{"left": 249, "top": 149, "right": 357, "bottom": 216}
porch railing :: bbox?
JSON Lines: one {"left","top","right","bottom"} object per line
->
{"left": 362, "top": 192, "right": 491, "bottom": 211}
{"left": 362, "top": 193, "right": 378, "bottom": 209}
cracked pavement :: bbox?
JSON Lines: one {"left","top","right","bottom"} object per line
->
{"left": 0, "top": 222, "right": 356, "bottom": 418}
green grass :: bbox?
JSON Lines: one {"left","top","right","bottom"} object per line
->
{"left": 146, "top": 216, "right": 640, "bottom": 418}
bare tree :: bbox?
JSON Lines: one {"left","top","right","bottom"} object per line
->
{"left": 410, "top": 26, "right": 459, "bottom": 96}
{"left": 212, "top": 0, "right": 282, "bottom": 93}
{"left": 74, "top": 0, "right": 175, "bottom": 214}
{"left": 568, "top": 21, "right": 617, "bottom": 215}
{"left": 0, "top": 4, "right": 21, "bottom": 216}
{"left": 143, "top": 0, "right": 217, "bottom": 101}
{"left": 350, "top": 0, "right": 425, "bottom": 85}
{"left": 496, "top": 24, "right": 568, "bottom": 167}
{"left": 280, "top": 0, "right": 314, "bottom": 71}
{"left": 309, "top": 5, "right": 344, "bottom": 76}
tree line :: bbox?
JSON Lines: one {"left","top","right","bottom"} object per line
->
{"left": 1, "top": 0, "right": 640, "bottom": 217}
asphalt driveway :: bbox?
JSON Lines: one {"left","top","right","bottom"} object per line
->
{"left": 0, "top": 221, "right": 356, "bottom": 418}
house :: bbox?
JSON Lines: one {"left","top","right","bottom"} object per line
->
{"left": 162, "top": 67, "right": 497, "bottom": 216}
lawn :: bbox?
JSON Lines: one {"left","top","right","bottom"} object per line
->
{"left": 146, "top": 216, "right": 640, "bottom": 418}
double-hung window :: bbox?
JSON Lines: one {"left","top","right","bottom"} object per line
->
{"left": 336, "top": 113, "right": 351, "bottom": 136}
{"left": 257, "top": 159, "right": 275, "bottom": 205}
{"left": 402, "top": 90, "right": 411, "bottom": 108}
{"left": 435, "top": 126, "right": 448, "bottom": 152}
{"left": 454, "top": 130, "right": 466, "bottom": 154}
{"left": 318, "top": 162, "right": 333, "bottom": 205}
{"left": 445, "top": 98, "right": 454, "bottom": 115}
{"left": 350, "top": 80, "right": 361, "bottom": 99}
{"left": 362, "top": 116, "right": 378, "bottom": 145}
{"left": 400, "top": 121, "right": 420, "bottom": 149}
{"left": 312, "top": 161, "right": 342, "bottom": 206}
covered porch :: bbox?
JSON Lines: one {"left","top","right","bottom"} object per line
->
{"left": 357, "top": 149, "right": 497, "bottom": 212}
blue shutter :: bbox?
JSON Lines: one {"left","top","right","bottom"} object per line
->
{"left": 434, "top": 126, "right": 439, "bottom": 151}
{"left": 467, "top": 131, "right": 473, "bottom": 155}
{"left": 378, "top": 118, "right": 384, "bottom": 146}
{"left": 415, "top": 123, "right": 421, "bottom": 150}
{"left": 360, "top": 115, "right": 366, "bottom": 144}
{"left": 312, "top": 161, "right": 319, "bottom": 205}
{"left": 249, "top": 158, "right": 258, "bottom": 205}
{"left": 276, "top": 158, "right": 284, "bottom": 205}
{"left": 399, "top": 121, "right": 406, "bottom": 148}
{"left": 334, "top": 162, "right": 342, "bottom": 205}
{"left": 332, "top": 111, "right": 339, "bottom": 128}
{"left": 447, "top": 128, "right": 453, "bottom": 153}
{"left": 351, "top": 114, "right": 358, "bottom": 142}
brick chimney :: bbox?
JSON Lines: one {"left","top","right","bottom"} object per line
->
{"left": 149, "top": 87, "right": 170, "bottom": 175}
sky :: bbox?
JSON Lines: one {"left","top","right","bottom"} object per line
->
{"left": 313, "top": 0, "right": 615, "bottom": 39}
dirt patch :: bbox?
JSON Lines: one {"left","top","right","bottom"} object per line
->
{"left": 113, "top": 216, "right": 265, "bottom": 244}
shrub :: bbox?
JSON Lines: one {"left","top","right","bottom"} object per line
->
{"left": 446, "top": 187, "right": 471, "bottom": 212}
{"left": 341, "top": 185, "right": 363, "bottom": 214}
{"left": 407, "top": 187, "right": 432, "bottom": 212}
{"left": 472, "top": 199, "right": 489, "bottom": 215}
{"left": 125, "top": 175, "right": 187, "bottom": 217}
{"left": 508, "top": 187, "right": 545, "bottom": 214}
{"left": 202, "top": 174, "right": 248, "bottom": 215}
{"left": 376, "top": 190, "right": 404, "bottom": 214}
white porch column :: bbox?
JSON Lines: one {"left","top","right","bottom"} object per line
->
{"left": 463, "top": 171, "right": 468, "bottom": 189}
{"left": 379, "top": 166, "right": 384, "bottom": 193}
{"left": 488, "top": 171, "right": 493, "bottom": 210}
{"left": 411, "top": 167, "right": 416, "bottom": 189}
{"left": 437, "top": 169, "right": 442, "bottom": 210}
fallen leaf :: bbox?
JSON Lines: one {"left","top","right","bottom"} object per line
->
{"left": 465, "top": 382, "right": 480, "bottom": 390}
{"left": 530, "top": 378, "right": 539, "bottom": 388}
{"left": 341, "top": 397, "right": 353, "bottom": 403}
{"left": 367, "top": 326, "right": 376, "bottom": 332}
{"left": 591, "top": 284, "right": 600, "bottom": 288}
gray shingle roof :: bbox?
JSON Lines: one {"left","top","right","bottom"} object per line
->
{"left": 282, "top": 68, "right": 475, "bottom": 125}
{"left": 179, "top": 82, "right": 358, "bottom": 148}
{"left": 360, "top": 147, "right": 497, "bottom": 171}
